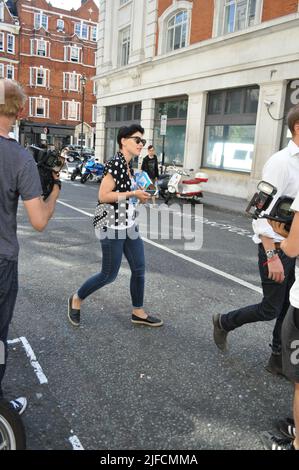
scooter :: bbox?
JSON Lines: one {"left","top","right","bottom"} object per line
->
{"left": 157, "top": 162, "right": 208, "bottom": 204}
{"left": 70, "top": 161, "right": 84, "bottom": 181}
{"left": 0, "top": 400, "right": 26, "bottom": 450}
{"left": 80, "top": 159, "right": 104, "bottom": 184}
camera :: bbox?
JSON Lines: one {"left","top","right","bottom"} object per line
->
{"left": 28, "top": 145, "right": 64, "bottom": 199}
{"left": 246, "top": 181, "right": 295, "bottom": 232}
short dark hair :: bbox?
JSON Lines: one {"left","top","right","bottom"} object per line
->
{"left": 287, "top": 104, "right": 299, "bottom": 135}
{"left": 117, "top": 124, "right": 145, "bottom": 148}
{"left": 148, "top": 145, "right": 154, "bottom": 150}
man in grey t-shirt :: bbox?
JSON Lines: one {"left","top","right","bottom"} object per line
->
{"left": 0, "top": 80, "right": 60, "bottom": 415}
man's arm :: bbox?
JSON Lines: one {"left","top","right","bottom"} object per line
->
{"left": 23, "top": 185, "right": 60, "bottom": 232}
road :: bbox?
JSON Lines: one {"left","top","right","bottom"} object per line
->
{"left": 5, "top": 179, "right": 292, "bottom": 450}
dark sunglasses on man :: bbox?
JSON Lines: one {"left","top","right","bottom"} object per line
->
{"left": 127, "top": 136, "right": 146, "bottom": 146}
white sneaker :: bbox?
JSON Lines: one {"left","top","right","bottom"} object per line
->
{"left": 9, "top": 397, "right": 27, "bottom": 415}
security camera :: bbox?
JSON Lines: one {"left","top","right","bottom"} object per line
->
{"left": 264, "top": 100, "right": 274, "bottom": 107}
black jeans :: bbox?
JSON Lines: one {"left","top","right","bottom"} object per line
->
{"left": 220, "top": 244, "right": 296, "bottom": 353}
{"left": 0, "top": 258, "right": 18, "bottom": 398}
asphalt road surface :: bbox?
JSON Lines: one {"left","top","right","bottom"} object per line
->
{"left": 5, "top": 179, "right": 293, "bottom": 450}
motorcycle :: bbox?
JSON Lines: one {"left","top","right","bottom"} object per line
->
{"left": 80, "top": 159, "right": 104, "bottom": 184}
{"left": 0, "top": 400, "right": 26, "bottom": 450}
{"left": 70, "top": 161, "right": 84, "bottom": 181}
{"left": 157, "top": 163, "right": 208, "bottom": 205}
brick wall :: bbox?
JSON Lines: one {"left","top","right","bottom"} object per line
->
{"left": 262, "top": 0, "right": 298, "bottom": 21}
{"left": 189, "top": 0, "right": 213, "bottom": 44}
{"left": 18, "top": 0, "right": 98, "bottom": 127}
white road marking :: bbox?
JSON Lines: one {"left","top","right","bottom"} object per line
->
{"left": 9, "top": 337, "right": 84, "bottom": 448}
{"left": 57, "top": 201, "right": 262, "bottom": 295}
{"left": 8, "top": 337, "right": 48, "bottom": 384}
{"left": 69, "top": 435, "right": 84, "bottom": 450}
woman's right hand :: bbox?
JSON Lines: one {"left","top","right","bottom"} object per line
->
{"left": 134, "top": 189, "right": 150, "bottom": 204}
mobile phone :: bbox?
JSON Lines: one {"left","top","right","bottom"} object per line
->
{"left": 145, "top": 189, "right": 157, "bottom": 195}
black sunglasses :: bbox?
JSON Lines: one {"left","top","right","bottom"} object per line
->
{"left": 127, "top": 137, "right": 146, "bottom": 146}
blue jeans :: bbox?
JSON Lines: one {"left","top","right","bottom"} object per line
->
{"left": 78, "top": 225, "right": 145, "bottom": 308}
{"left": 0, "top": 258, "right": 18, "bottom": 398}
{"left": 220, "top": 244, "right": 296, "bottom": 354}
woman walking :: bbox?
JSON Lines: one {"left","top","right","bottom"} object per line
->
{"left": 68, "top": 125, "right": 163, "bottom": 327}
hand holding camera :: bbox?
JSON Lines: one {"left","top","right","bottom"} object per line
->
{"left": 246, "top": 180, "right": 295, "bottom": 233}
{"left": 28, "top": 145, "right": 64, "bottom": 199}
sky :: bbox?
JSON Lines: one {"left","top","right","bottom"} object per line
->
{"left": 49, "top": 0, "right": 99, "bottom": 10}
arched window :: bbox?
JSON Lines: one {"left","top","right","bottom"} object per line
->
{"left": 166, "top": 11, "right": 188, "bottom": 52}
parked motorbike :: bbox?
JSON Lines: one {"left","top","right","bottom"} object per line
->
{"left": 70, "top": 161, "right": 84, "bottom": 181}
{"left": 157, "top": 163, "right": 208, "bottom": 204}
{"left": 0, "top": 400, "right": 26, "bottom": 450}
{"left": 80, "top": 159, "right": 104, "bottom": 184}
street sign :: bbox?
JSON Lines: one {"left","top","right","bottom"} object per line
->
{"left": 160, "top": 115, "right": 167, "bottom": 136}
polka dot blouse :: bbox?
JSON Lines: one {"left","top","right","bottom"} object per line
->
{"left": 101, "top": 152, "right": 134, "bottom": 229}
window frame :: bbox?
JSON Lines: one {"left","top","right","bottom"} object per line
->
{"left": 158, "top": 1, "right": 193, "bottom": 56}
{"left": 7, "top": 34, "right": 15, "bottom": 54}
{"left": 0, "top": 2, "right": 4, "bottom": 22}
{"left": 29, "top": 96, "right": 49, "bottom": 118}
{"left": 34, "top": 11, "right": 48, "bottom": 30}
{"left": 6, "top": 64, "right": 14, "bottom": 80}
{"left": 62, "top": 100, "right": 81, "bottom": 121}
{"left": 213, "top": 0, "right": 263, "bottom": 37}
{"left": 63, "top": 71, "right": 80, "bottom": 92}
{"left": 119, "top": 26, "right": 131, "bottom": 67}
{"left": 202, "top": 85, "right": 259, "bottom": 173}
{"left": 166, "top": 11, "right": 188, "bottom": 53}
{"left": 0, "top": 32, "right": 4, "bottom": 52}
{"left": 57, "top": 19, "right": 64, "bottom": 32}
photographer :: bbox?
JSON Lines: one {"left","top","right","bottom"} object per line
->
{"left": 213, "top": 104, "right": 299, "bottom": 376}
{"left": 261, "top": 205, "right": 299, "bottom": 450}
{"left": 0, "top": 80, "right": 60, "bottom": 414}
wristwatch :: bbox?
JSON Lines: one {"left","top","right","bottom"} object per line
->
{"left": 53, "top": 180, "right": 62, "bottom": 190}
{"left": 266, "top": 249, "right": 279, "bottom": 259}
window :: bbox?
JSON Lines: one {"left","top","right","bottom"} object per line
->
{"left": 7, "top": 34, "right": 14, "bottom": 54}
{"left": 31, "top": 39, "right": 49, "bottom": 57}
{"left": 0, "top": 2, "right": 4, "bottom": 22}
{"left": 57, "top": 19, "right": 64, "bottom": 32}
{"left": 63, "top": 72, "right": 80, "bottom": 91}
{"left": 223, "top": 0, "right": 257, "bottom": 34}
{"left": 74, "top": 22, "right": 89, "bottom": 40}
{"left": 37, "top": 40, "right": 46, "bottom": 56}
{"left": 92, "top": 104, "right": 97, "bottom": 123}
{"left": 30, "top": 67, "right": 50, "bottom": 87}
{"left": 6, "top": 65, "right": 14, "bottom": 79}
{"left": 203, "top": 86, "right": 259, "bottom": 172}
{"left": 64, "top": 46, "right": 81, "bottom": 63}
{"left": 62, "top": 100, "right": 81, "bottom": 121}
{"left": 0, "top": 64, "right": 4, "bottom": 78}
{"left": 167, "top": 11, "right": 188, "bottom": 52}
{"left": 34, "top": 11, "right": 48, "bottom": 30}
{"left": 0, "top": 33, "right": 4, "bottom": 51}
{"left": 29, "top": 97, "right": 49, "bottom": 118}
{"left": 153, "top": 97, "right": 188, "bottom": 165}
{"left": 119, "top": 27, "right": 130, "bottom": 66}
{"left": 91, "top": 26, "right": 97, "bottom": 42}
{"left": 93, "top": 81, "right": 98, "bottom": 96}
{"left": 105, "top": 102, "right": 141, "bottom": 161}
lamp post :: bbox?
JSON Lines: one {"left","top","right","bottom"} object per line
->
{"left": 80, "top": 74, "right": 87, "bottom": 160}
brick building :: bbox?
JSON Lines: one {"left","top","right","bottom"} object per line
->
{"left": 95, "top": 0, "right": 299, "bottom": 199}
{"left": 10, "top": 0, "right": 99, "bottom": 149}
